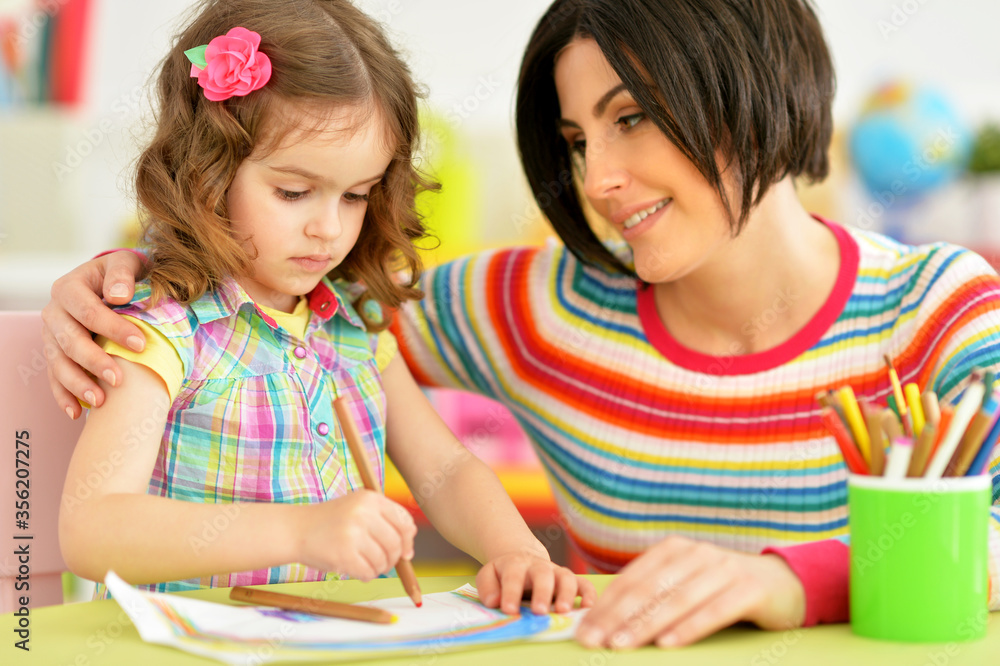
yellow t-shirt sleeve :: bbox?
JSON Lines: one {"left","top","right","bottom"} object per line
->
{"left": 375, "top": 329, "right": 398, "bottom": 372}
{"left": 98, "top": 310, "right": 394, "bottom": 398}
{"left": 98, "top": 316, "right": 185, "bottom": 400}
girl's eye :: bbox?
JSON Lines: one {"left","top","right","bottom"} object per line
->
{"left": 569, "top": 138, "right": 586, "bottom": 156}
{"left": 343, "top": 192, "right": 370, "bottom": 203}
{"left": 276, "top": 189, "right": 308, "bottom": 201}
{"left": 616, "top": 112, "right": 645, "bottom": 130}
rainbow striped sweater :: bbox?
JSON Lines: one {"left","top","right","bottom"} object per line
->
{"left": 392, "top": 221, "right": 1000, "bottom": 625}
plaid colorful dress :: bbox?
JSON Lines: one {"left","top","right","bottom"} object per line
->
{"left": 97, "top": 276, "right": 394, "bottom": 594}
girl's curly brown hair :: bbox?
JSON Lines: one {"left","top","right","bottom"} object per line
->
{"left": 137, "top": 0, "right": 435, "bottom": 330}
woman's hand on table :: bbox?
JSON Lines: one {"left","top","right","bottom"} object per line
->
{"left": 575, "top": 535, "right": 805, "bottom": 649}
{"left": 476, "top": 550, "right": 596, "bottom": 616}
{"left": 43, "top": 250, "right": 145, "bottom": 418}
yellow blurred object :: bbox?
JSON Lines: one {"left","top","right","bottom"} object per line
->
{"left": 415, "top": 110, "right": 555, "bottom": 266}
{"left": 384, "top": 458, "right": 556, "bottom": 525}
{"left": 861, "top": 81, "right": 912, "bottom": 114}
{"left": 415, "top": 111, "right": 480, "bottom": 266}
{"left": 795, "top": 129, "right": 848, "bottom": 222}
{"left": 119, "top": 213, "right": 143, "bottom": 248}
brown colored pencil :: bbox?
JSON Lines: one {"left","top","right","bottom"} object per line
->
{"left": 817, "top": 389, "right": 854, "bottom": 423}
{"left": 948, "top": 407, "right": 995, "bottom": 477}
{"left": 333, "top": 398, "right": 423, "bottom": 607}
{"left": 861, "top": 402, "right": 886, "bottom": 476}
{"left": 921, "top": 391, "right": 941, "bottom": 429}
{"left": 230, "top": 586, "right": 396, "bottom": 624}
{"left": 907, "top": 422, "right": 937, "bottom": 477}
{"left": 881, "top": 410, "right": 903, "bottom": 443}
{"left": 815, "top": 390, "right": 835, "bottom": 409}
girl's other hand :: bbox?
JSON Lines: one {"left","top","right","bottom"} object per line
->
{"left": 42, "top": 250, "right": 145, "bottom": 417}
{"left": 574, "top": 536, "right": 805, "bottom": 649}
{"left": 296, "top": 490, "right": 418, "bottom": 582}
{"left": 476, "top": 551, "right": 596, "bottom": 616}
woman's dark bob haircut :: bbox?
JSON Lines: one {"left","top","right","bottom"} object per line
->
{"left": 516, "top": 0, "right": 836, "bottom": 275}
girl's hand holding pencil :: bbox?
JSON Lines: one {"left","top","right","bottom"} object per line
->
{"left": 295, "top": 490, "right": 418, "bottom": 583}
{"left": 818, "top": 357, "right": 1000, "bottom": 479}
{"left": 334, "top": 398, "right": 423, "bottom": 606}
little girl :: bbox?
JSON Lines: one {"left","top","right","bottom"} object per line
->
{"left": 57, "top": 0, "right": 593, "bottom": 616}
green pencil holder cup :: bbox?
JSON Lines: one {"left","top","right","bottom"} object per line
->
{"left": 848, "top": 474, "right": 990, "bottom": 643}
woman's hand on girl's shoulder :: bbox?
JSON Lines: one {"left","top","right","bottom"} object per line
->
{"left": 574, "top": 535, "right": 805, "bottom": 649}
{"left": 475, "top": 550, "right": 596, "bottom": 616}
{"left": 44, "top": 250, "right": 146, "bottom": 417}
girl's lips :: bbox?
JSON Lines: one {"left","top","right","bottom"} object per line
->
{"left": 621, "top": 199, "right": 671, "bottom": 241}
{"left": 291, "top": 256, "right": 331, "bottom": 272}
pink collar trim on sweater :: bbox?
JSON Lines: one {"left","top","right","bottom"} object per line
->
{"left": 636, "top": 217, "right": 859, "bottom": 376}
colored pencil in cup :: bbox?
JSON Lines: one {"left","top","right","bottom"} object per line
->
{"left": 948, "top": 396, "right": 999, "bottom": 477}
{"left": 817, "top": 389, "right": 849, "bottom": 425}
{"left": 881, "top": 409, "right": 903, "bottom": 444}
{"left": 906, "top": 422, "right": 937, "bottom": 478}
{"left": 904, "top": 383, "right": 925, "bottom": 438}
{"left": 923, "top": 406, "right": 952, "bottom": 473}
{"left": 861, "top": 401, "right": 886, "bottom": 476}
{"left": 820, "top": 407, "right": 869, "bottom": 475}
{"left": 921, "top": 390, "right": 941, "bottom": 429}
{"left": 333, "top": 397, "right": 423, "bottom": 607}
{"left": 884, "top": 437, "right": 913, "bottom": 480}
{"left": 884, "top": 354, "right": 913, "bottom": 436}
{"left": 923, "top": 379, "right": 986, "bottom": 479}
{"left": 230, "top": 586, "right": 397, "bottom": 624}
{"left": 815, "top": 390, "right": 836, "bottom": 410}
{"left": 967, "top": 412, "right": 1000, "bottom": 476}
{"left": 886, "top": 393, "right": 902, "bottom": 423}
{"left": 837, "top": 386, "right": 871, "bottom": 464}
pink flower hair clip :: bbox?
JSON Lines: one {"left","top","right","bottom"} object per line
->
{"left": 184, "top": 27, "right": 272, "bottom": 102}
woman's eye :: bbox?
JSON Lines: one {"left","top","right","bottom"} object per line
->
{"left": 617, "top": 113, "right": 645, "bottom": 130}
{"left": 276, "top": 189, "right": 307, "bottom": 201}
{"left": 569, "top": 138, "right": 586, "bottom": 155}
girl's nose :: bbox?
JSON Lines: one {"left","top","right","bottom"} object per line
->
{"left": 307, "top": 199, "right": 342, "bottom": 240}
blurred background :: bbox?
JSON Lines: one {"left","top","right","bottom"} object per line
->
{"left": 2, "top": 0, "right": 1000, "bottom": 594}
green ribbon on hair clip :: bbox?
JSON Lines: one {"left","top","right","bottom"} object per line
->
{"left": 184, "top": 45, "right": 208, "bottom": 70}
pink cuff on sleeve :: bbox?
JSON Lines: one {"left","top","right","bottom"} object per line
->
{"left": 92, "top": 248, "right": 147, "bottom": 262}
{"left": 761, "top": 540, "right": 849, "bottom": 626}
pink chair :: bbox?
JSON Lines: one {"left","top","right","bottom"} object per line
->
{"left": 0, "top": 311, "right": 83, "bottom": 612}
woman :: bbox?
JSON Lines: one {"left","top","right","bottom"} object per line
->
{"left": 42, "top": 0, "right": 1000, "bottom": 649}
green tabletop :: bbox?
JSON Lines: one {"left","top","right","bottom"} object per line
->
{"left": 5, "top": 576, "right": 999, "bottom": 665}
